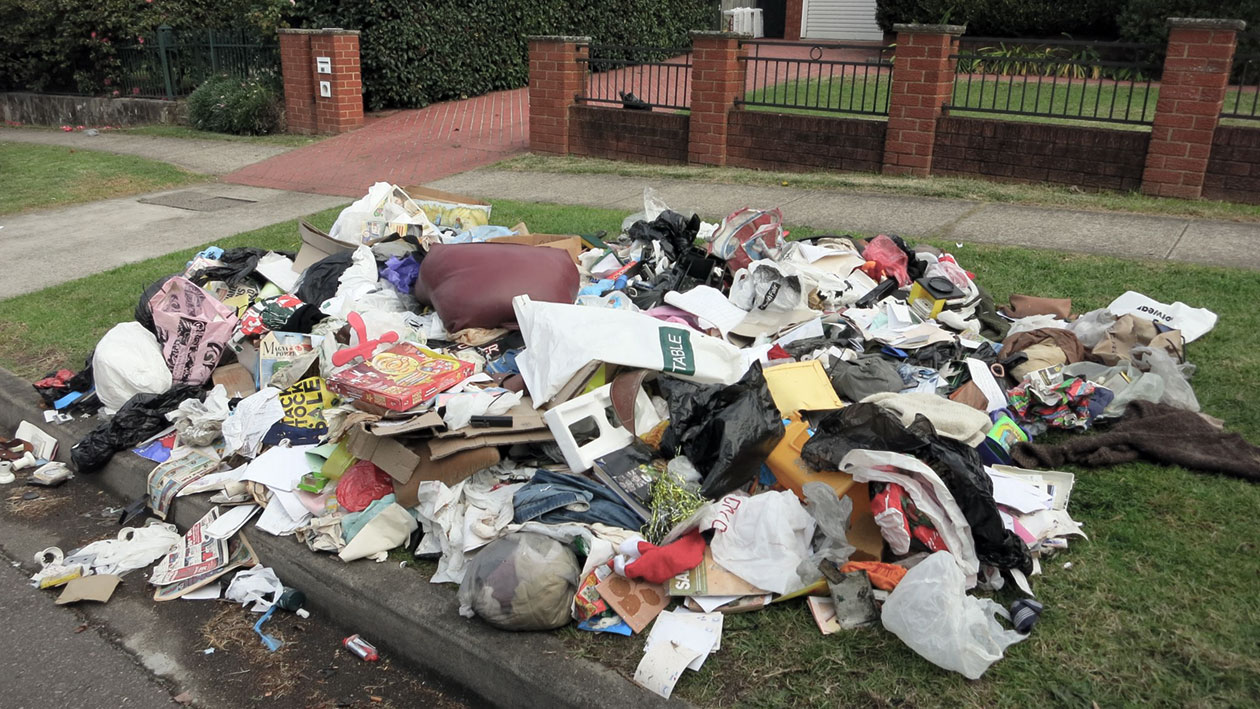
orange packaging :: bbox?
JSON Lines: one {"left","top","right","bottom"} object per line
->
{"left": 328, "top": 343, "right": 472, "bottom": 412}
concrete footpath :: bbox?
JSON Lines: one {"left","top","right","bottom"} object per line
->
{"left": 0, "top": 184, "right": 345, "bottom": 299}
{"left": 0, "top": 128, "right": 292, "bottom": 175}
{"left": 429, "top": 169, "right": 1260, "bottom": 270}
{"left": 0, "top": 368, "right": 679, "bottom": 709}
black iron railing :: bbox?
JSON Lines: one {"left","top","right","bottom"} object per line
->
{"left": 738, "top": 40, "right": 894, "bottom": 116}
{"left": 577, "top": 44, "right": 692, "bottom": 111}
{"left": 1223, "top": 54, "right": 1260, "bottom": 120}
{"left": 111, "top": 27, "right": 279, "bottom": 99}
{"left": 946, "top": 37, "right": 1162, "bottom": 126}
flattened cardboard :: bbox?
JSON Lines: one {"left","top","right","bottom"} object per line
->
{"left": 393, "top": 446, "right": 501, "bottom": 506}
{"left": 399, "top": 185, "right": 489, "bottom": 208}
{"left": 56, "top": 574, "right": 121, "bottom": 604}
{"left": 434, "top": 399, "right": 546, "bottom": 439}
{"left": 293, "top": 220, "right": 356, "bottom": 274}
{"left": 667, "top": 549, "right": 766, "bottom": 597}
{"left": 212, "top": 363, "right": 257, "bottom": 398}
{"left": 596, "top": 574, "right": 670, "bottom": 634}
{"left": 490, "top": 233, "right": 584, "bottom": 264}
{"left": 367, "top": 411, "right": 445, "bottom": 437}
{"left": 346, "top": 423, "right": 422, "bottom": 484}
{"left": 426, "top": 429, "right": 553, "bottom": 460}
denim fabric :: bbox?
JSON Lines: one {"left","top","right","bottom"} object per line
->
{"left": 513, "top": 469, "right": 644, "bottom": 531}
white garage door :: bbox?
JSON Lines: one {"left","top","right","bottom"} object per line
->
{"left": 802, "top": 0, "right": 883, "bottom": 41}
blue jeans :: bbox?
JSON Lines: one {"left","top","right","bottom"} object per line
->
{"left": 513, "top": 469, "right": 645, "bottom": 531}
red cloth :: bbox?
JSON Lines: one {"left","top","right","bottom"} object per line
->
{"left": 623, "top": 530, "right": 707, "bottom": 584}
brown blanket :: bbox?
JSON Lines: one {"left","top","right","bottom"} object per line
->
{"left": 1011, "top": 400, "right": 1260, "bottom": 483}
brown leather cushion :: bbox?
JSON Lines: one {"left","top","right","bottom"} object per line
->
{"left": 415, "top": 242, "right": 579, "bottom": 331}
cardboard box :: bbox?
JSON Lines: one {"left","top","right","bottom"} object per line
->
{"left": 292, "top": 220, "right": 356, "bottom": 274}
{"left": 212, "top": 363, "right": 258, "bottom": 398}
{"left": 328, "top": 343, "right": 473, "bottom": 412}
{"left": 346, "top": 422, "right": 501, "bottom": 491}
{"left": 433, "top": 398, "right": 546, "bottom": 439}
{"left": 399, "top": 185, "right": 492, "bottom": 230}
{"left": 393, "top": 447, "right": 501, "bottom": 507}
{"left": 490, "top": 233, "right": 585, "bottom": 264}
{"left": 427, "top": 429, "right": 554, "bottom": 460}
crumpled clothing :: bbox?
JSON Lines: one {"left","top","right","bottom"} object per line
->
{"left": 863, "top": 392, "right": 992, "bottom": 447}
{"left": 1009, "top": 377, "right": 1107, "bottom": 430}
{"left": 414, "top": 467, "right": 528, "bottom": 584}
{"left": 238, "top": 294, "right": 305, "bottom": 338}
{"left": 1093, "top": 314, "right": 1184, "bottom": 366}
{"left": 1012, "top": 400, "right": 1260, "bottom": 483}
{"left": 840, "top": 560, "right": 909, "bottom": 590}
{"left": 1001, "top": 328, "right": 1088, "bottom": 373}
{"left": 382, "top": 255, "right": 421, "bottom": 294}
{"left": 512, "top": 468, "right": 645, "bottom": 531}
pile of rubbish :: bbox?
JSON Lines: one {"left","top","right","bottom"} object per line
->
{"left": 11, "top": 181, "right": 1260, "bottom": 696}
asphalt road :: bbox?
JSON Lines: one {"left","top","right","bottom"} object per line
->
{"left": 0, "top": 557, "right": 175, "bottom": 708}
{"left": 0, "top": 474, "right": 469, "bottom": 709}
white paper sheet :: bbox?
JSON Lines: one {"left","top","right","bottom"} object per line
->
{"left": 15, "top": 421, "right": 58, "bottom": 459}
{"left": 255, "top": 252, "right": 300, "bottom": 292}
{"left": 643, "top": 609, "right": 723, "bottom": 672}
{"left": 633, "top": 641, "right": 703, "bottom": 700}
{"left": 179, "top": 465, "right": 245, "bottom": 496}
{"left": 965, "top": 358, "right": 1009, "bottom": 412}
{"left": 985, "top": 469, "right": 1053, "bottom": 514}
{"left": 221, "top": 387, "right": 285, "bottom": 458}
{"left": 270, "top": 489, "right": 313, "bottom": 520}
{"left": 204, "top": 504, "right": 260, "bottom": 540}
{"left": 664, "top": 286, "right": 750, "bottom": 335}
{"left": 691, "top": 595, "right": 741, "bottom": 613}
{"left": 239, "top": 445, "right": 316, "bottom": 492}
{"left": 180, "top": 583, "right": 222, "bottom": 600}
{"left": 255, "top": 497, "right": 310, "bottom": 536}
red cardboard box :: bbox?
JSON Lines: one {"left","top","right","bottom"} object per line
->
{"left": 328, "top": 343, "right": 473, "bottom": 412}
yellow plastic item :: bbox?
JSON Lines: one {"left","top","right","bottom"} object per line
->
{"left": 766, "top": 414, "right": 885, "bottom": 562}
{"left": 320, "top": 440, "right": 356, "bottom": 481}
{"left": 762, "top": 360, "right": 843, "bottom": 416}
{"left": 908, "top": 280, "right": 948, "bottom": 319}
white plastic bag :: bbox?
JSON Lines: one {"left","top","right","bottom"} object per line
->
{"left": 94, "top": 322, "right": 173, "bottom": 414}
{"left": 513, "top": 296, "right": 750, "bottom": 407}
{"left": 1067, "top": 308, "right": 1117, "bottom": 348}
{"left": 225, "top": 566, "right": 284, "bottom": 611}
{"left": 64, "top": 522, "right": 181, "bottom": 577}
{"left": 708, "top": 490, "right": 816, "bottom": 595}
{"left": 881, "top": 551, "right": 1026, "bottom": 679}
{"left": 167, "top": 384, "right": 230, "bottom": 446}
{"left": 1108, "top": 291, "right": 1217, "bottom": 343}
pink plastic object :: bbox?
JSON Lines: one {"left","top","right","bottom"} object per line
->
{"left": 335, "top": 460, "right": 394, "bottom": 512}
{"left": 148, "top": 277, "right": 238, "bottom": 385}
{"left": 332, "top": 312, "right": 398, "bottom": 367}
{"left": 862, "top": 235, "right": 911, "bottom": 287}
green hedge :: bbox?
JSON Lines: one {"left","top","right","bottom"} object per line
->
{"left": 876, "top": 0, "right": 1258, "bottom": 56}
{"left": 187, "top": 74, "right": 283, "bottom": 135}
{"left": 0, "top": 0, "right": 289, "bottom": 95}
{"left": 291, "top": 0, "right": 717, "bottom": 111}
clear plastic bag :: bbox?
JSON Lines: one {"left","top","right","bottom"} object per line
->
{"left": 881, "top": 551, "right": 1026, "bottom": 679}
{"left": 458, "top": 532, "right": 579, "bottom": 631}
{"left": 1068, "top": 308, "right": 1117, "bottom": 349}
{"left": 1132, "top": 345, "right": 1199, "bottom": 412}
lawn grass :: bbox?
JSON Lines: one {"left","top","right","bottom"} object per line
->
{"left": 0, "top": 141, "right": 205, "bottom": 215}
{"left": 495, "top": 153, "right": 1260, "bottom": 223}
{"left": 121, "top": 123, "right": 321, "bottom": 147}
{"left": 2, "top": 199, "right": 1258, "bottom": 707}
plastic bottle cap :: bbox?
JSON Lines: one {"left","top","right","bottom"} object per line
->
{"left": 296, "top": 608, "right": 310, "bottom": 619}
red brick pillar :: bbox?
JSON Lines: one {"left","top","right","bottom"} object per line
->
{"left": 278, "top": 30, "right": 314, "bottom": 133}
{"left": 1141, "top": 18, "right": 1244, "bottom": 199}
{"left": 785, "top": 0, "right": 803, "bottom": 41}
{"left": 689, "top": 31, "right": 747, "bottom": 167}
{"left": 527, "top": 36, "right": 590, "bottom": 155}
{"left": 278, "top": 28, "right": 363, "bottom": 135}
{"left": 882, "top": 24, "right": 964, "bottom": 177}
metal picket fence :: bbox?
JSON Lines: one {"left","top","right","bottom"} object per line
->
{"left": 112, "top": 27, "right": 279, "bottom": 99}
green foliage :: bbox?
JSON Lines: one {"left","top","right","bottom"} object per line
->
{"left": 186, "top": 73, "right": 282, "bottom": 135}
{"left": 290, "top": 0, "right": 717, "bottom": 111}
{"left": 874, "top": 0, "right": 1124, "bottom": 39}
{"left": 0, "top": 0, "right": 290, "bottom": 95}
{"left": 876, "top": 0, "right": 1259, "bottom": 57}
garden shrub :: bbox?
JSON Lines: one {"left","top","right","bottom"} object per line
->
{"left": 186, "top": 74, "right": 282, "bottom": 135}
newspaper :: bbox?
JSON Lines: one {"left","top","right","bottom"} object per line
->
{"left": 146, "top": 449, "right": 221, "bottom": 520}
{"left": 149, "top": 507, "right": 231, "bottom": 586}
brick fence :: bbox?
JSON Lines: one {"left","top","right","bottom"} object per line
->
{"left": 528, "top": 19, "right": 1260, "bottom": 204}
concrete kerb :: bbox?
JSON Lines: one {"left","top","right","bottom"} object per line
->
{"left": 0, "top": 367, "right": 682, "bottom": 709}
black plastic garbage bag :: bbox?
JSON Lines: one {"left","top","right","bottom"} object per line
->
{"left": 71, "top": 385, "right": 204, "bottom": 473}
{"left": 627, "top": 209, "right": 700, "bottom": 264}
{"left": 135, "top": 275, "right": 178, "bottom": 333}
{"left": 33, "top": 353, "right": 95, "bottom": 411}
{"left": 187, "top": 247, "right": 278, "bottom": 287}
{"left": 660, "top": 362, "right": 785, "bottom": 499}
{"left": 802, "top": 403, "right": 1031, "bottom": 573}
{"left": 295, "top": 251, "right": 355, "bottom": 307}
